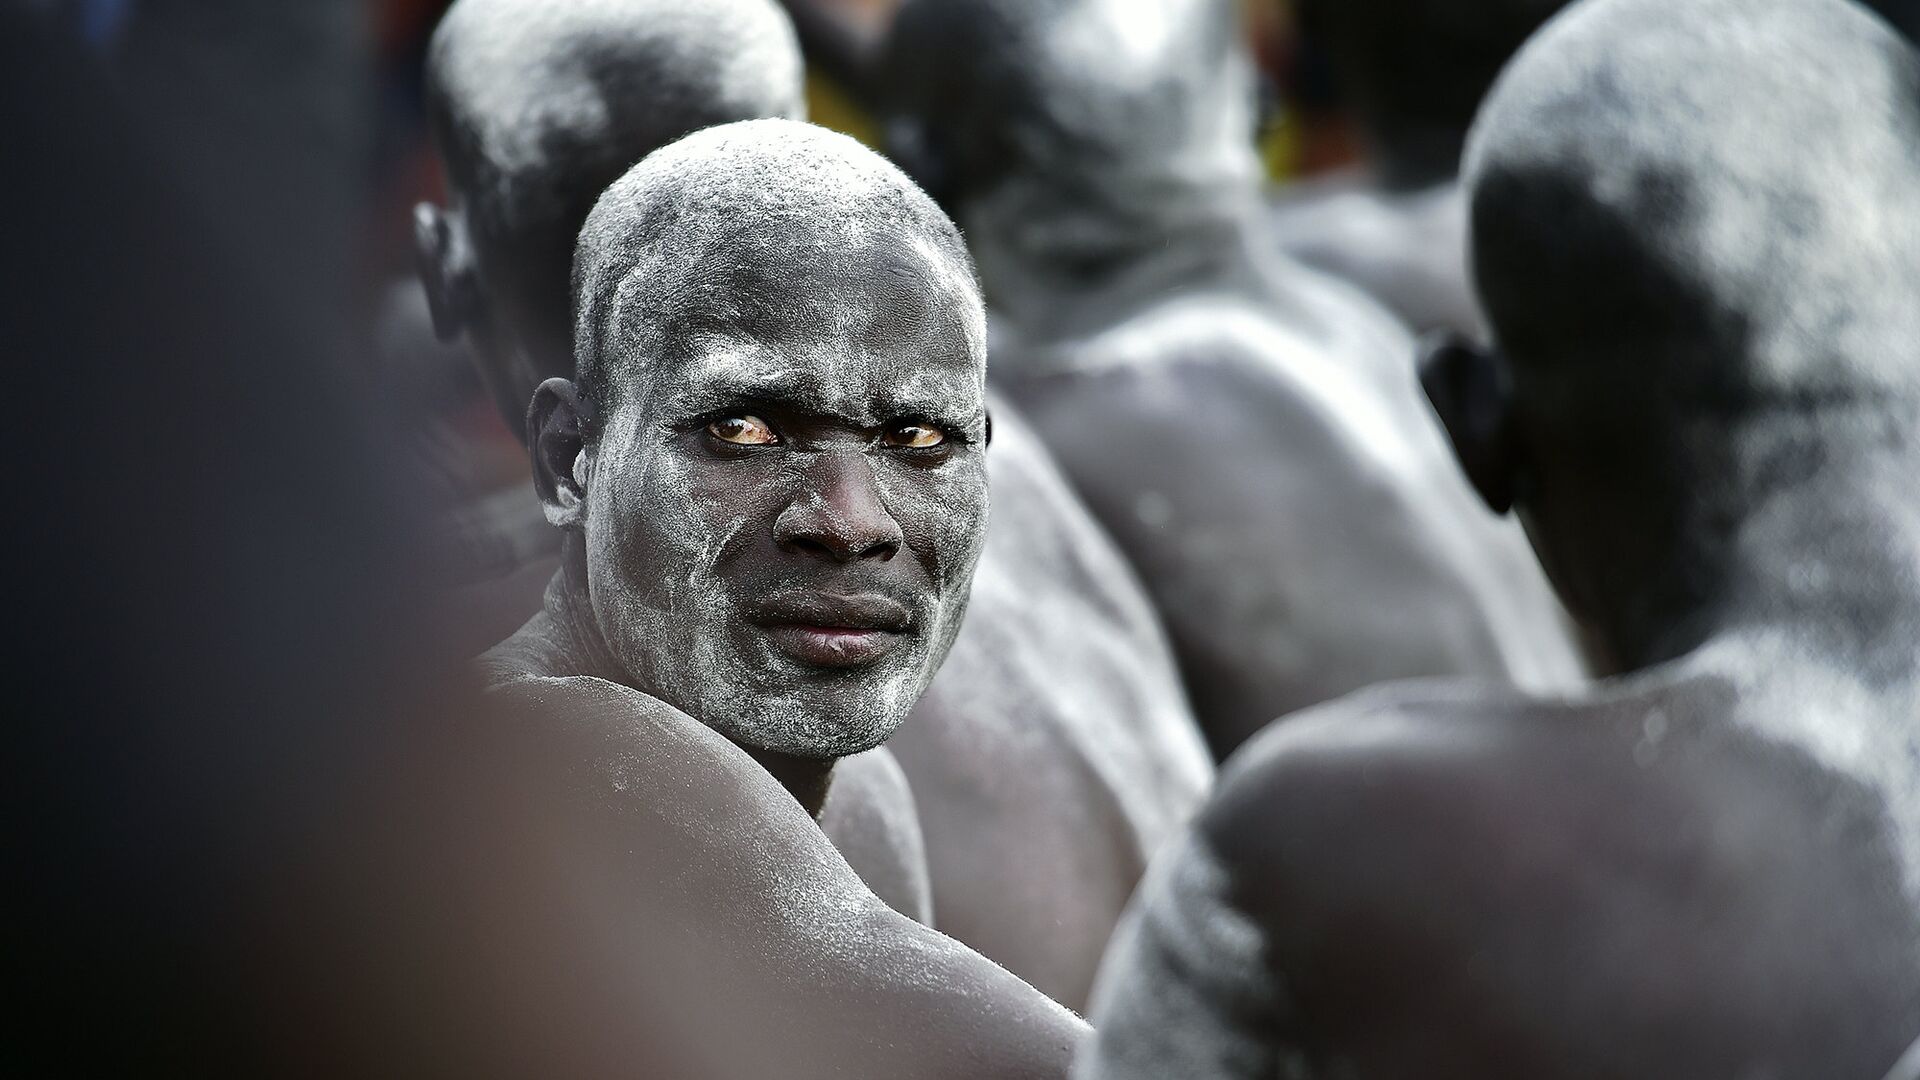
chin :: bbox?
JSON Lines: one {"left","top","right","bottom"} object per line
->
{"left": 717, "top": 673, "right": 923, "bottom": 761}
{"left": 642, "top": 627, "right": 932, "bottom": 759}
{"left": 733, "top": 699, "right": 913, "bottom": 757}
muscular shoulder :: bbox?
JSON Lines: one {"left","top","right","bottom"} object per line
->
{"left": 1192, "top": 676, "right": 1920, "bottom": 1074}
{"left": 1200, "top": 681, "right": 1579, "bottom": 916}
{"left": 1202, "top": 675, "right": 1786, "bottom": 926}
{"left": 476, "top": 640, "right": 803, "bottom": 845}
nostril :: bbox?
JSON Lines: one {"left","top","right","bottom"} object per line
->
{"left": 786, "top": 535, "right": 839, "bottom": 559}
{"left": 859, "top": 539, "right": 901, "bottom": 562}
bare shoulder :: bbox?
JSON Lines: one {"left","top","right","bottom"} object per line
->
{"left": 1190, "top": 675, "right": 1920, "bottom": 1075}
{"left": 474, "top": 627, "right": 813, "bottom": 841}
{"left": 468, "top": 639, "right": 1086, "bottom": 1076}
{"left": 1198, "top": 672, "right": 1773, "bottom": 908}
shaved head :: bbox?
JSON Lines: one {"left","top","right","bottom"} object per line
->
{"left": 1470, "top": 0, "right": 1920, "bottom": 416}
{"left": 543, "top": 118, "right": 990, "bottom": 759}
{"left": 419, "top": 0, "right": 804, "bottom": 426}
{"left": 882, "top": 0, "right": 1258, "bottom": 231}
{"left": 572, "top": 118, "right": 984, "bottom": 420}
{"left": 1449, "top": 0, "right": 1920, "bottom": 646}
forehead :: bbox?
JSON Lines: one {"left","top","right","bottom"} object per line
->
{"left": 618, "top": 227, "right": 987, "bottom": 420}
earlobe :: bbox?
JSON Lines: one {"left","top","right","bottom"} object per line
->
{"left": 412, "top": 202, "right": 482, "bottom": 343}
{"left": 1418, "top": 333, "right": 1520, "bottom": 514}
{"left": 529, "top": 377, "right": 592, "bottom": 528}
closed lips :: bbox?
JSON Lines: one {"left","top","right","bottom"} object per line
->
{"left": 748, "top": 591, "right": 914, "bottom": 633}
{"left": 749, "top": 591, "right": 915, "bottom": 668}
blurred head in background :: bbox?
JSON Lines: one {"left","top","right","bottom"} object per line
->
{"left": 416, "top": 0, "right": 806, "bottom": 436}
{"left": 881, "top": 0, "right": 1261, "bottom": 279}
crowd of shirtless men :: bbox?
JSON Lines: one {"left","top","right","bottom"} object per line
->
{"left": 15, "top": 0, "right": 1920, "bottom": 1075}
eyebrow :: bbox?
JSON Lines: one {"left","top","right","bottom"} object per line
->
{"left": 657, "top": 368, "right": 984, "bottom": 431}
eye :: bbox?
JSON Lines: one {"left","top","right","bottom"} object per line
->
{"left": 882, "top": 422, "right": 946, "bottom": 449}
{"left": 707, "top": 415, "right": 779, "bottom": 446}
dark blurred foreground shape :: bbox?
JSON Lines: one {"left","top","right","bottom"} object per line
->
{"left": 2, "top": 7, "right": 750, "bottom": 1075}
{"left": 9, "top": 1, "right": 389, "bottom": 1069}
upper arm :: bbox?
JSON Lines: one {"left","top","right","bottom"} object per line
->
{"left": 1077, "top": 830, "right": 1295, "bottom": 1080}
{"left": 1078, "top": 691, "right": 1470, "bottom": 1080}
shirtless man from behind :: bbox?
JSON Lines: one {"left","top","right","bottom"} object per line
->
{"left": 483, "top": 119, "right": 1083, "bottom": 1076}
{"left": 882, "top": 0, "right": 1586, "bottom": 758}
{"left": 1079, "top": 1, "right": 1920, "bottom": 1074}
{"left": 418, "top": 0, "right": 1212, "bottom": 1003}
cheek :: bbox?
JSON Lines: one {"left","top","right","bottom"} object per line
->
{"left": 681, "top": 453, "right": 791, "bottom": 571}
{"left": 879, "top": 458, "right": 990, "bottom": 585}
{"left": 586, "top": 456, "right": 673, "bottom": 600}
{"left": 588, "top": 447, "right": 716, "bottom": 585}
{"left": 601, "top": 444, "right": 786, "bottom": 585}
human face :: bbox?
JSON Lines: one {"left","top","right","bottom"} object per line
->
{"left": 578, "top": 237, "right": 990, "bottom": 759}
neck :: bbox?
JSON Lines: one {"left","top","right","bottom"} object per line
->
{"left": 540, "top": 537, "right": 838, "bottom": 817}
{"left": 537, "top": 540, "right": 626, "bottom": 684}
{"left": 1598, "top": 453, "right": 1920, "bottom": 690}
{"left": 742, "top": 748, "right": 836, "bottom": 819}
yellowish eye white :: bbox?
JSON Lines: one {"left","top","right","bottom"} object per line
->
{"left": 887, "top": 424, "right": 945, "bottom": 449}
{"left": 709, "top": 415, "right": 778, "bottom": 445}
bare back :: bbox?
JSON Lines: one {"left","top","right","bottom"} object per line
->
{"left": 1080, "top": 661, "right": 1920, "bottom": 1078}
{"left": 1266, "top": 173, "right": 1486, "bottom": 339}
{"left": 996, "top": 241, "right": 1585, "bottom": 756}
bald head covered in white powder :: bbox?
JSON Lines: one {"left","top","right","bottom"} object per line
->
{"left": 533, "top": 119, "right": 991, "bottom": 761}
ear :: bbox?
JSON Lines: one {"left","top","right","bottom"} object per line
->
{"left": 411, "top": 201, "right": 483, "bottom": 343}
{"left": 529, "top": 377, "right": 592, "bottom": 528}
{"left": 1418, "top": 333, "right": 1519, "bottom": 514}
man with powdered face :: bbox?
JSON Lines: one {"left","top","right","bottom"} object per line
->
{"left": 414, "top": 0, "right": 947, "bottom": 924}
{"left": 882, "top": 0, "right": 1587, "bottom": 758}
{"left": 1078, "top": 1, "right": 1920, "bottom": 1076}
{"left": 484, "top": 118, "right": 1086, "bottom": 1076}
{"left": 417, "top": 0, "right": 1212, "bottom": 1008}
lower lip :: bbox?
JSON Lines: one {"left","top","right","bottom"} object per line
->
{"left": 759, "top": 624, "right": 904, "bottom": 668}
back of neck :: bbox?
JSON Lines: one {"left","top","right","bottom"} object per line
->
{"left": 1608, "top": 455, "right": 1920, "bottom": 695}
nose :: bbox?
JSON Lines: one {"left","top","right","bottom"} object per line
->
{"left": 774, "top": 452, "right": 904, "bottom": 563}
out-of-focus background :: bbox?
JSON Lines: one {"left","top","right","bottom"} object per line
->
{"left": 364, "top": 0, "right": 1358, "bottom": 463}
